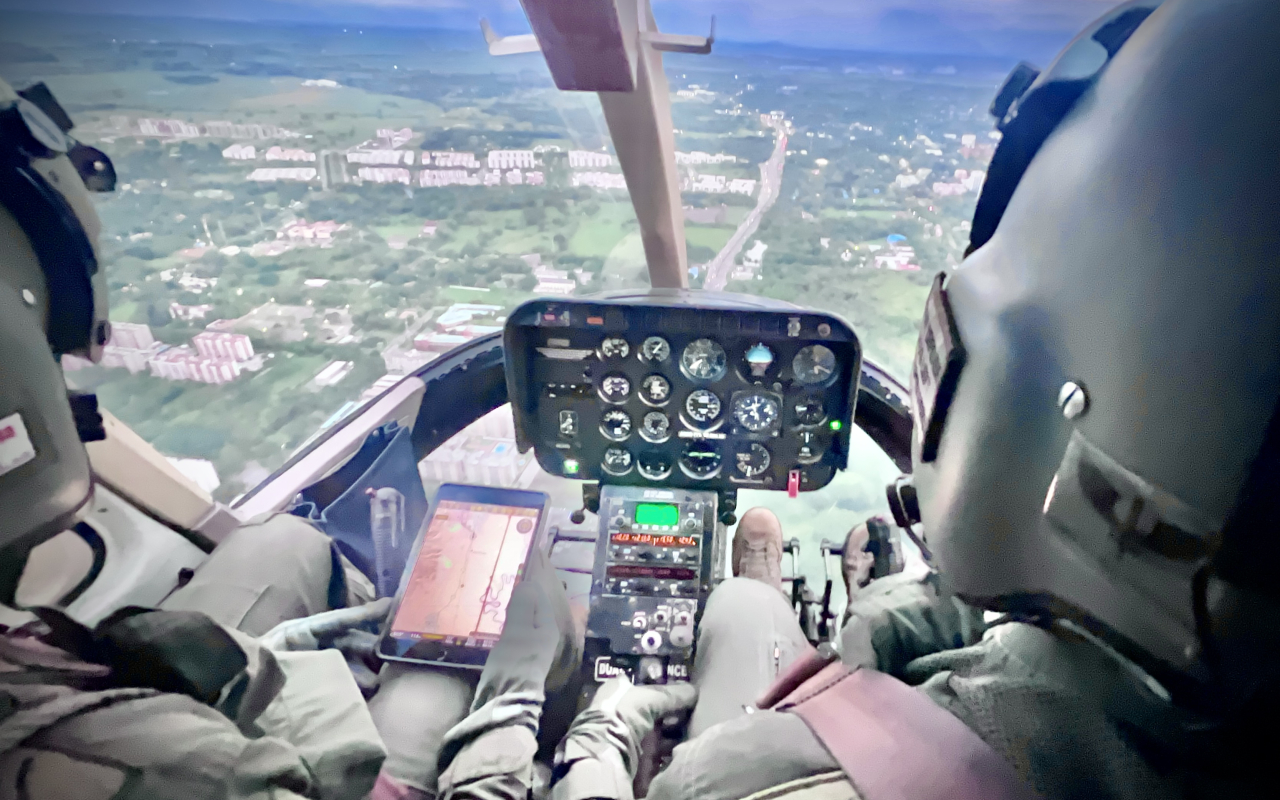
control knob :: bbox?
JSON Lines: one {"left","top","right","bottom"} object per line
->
{"left": 640, "top": 630, "right": 664, "bottom": 654}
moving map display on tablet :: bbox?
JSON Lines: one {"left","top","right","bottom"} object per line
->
{"left": 386, "top": 493, "right": 542, "bottom": 656}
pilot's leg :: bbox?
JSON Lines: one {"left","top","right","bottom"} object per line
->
{"left": 159, "top": 513, "right": 372, "bottom": 635}
{"left": 688, "top": 576, "right": 810, "bottom": 737}
{"left": 367, "top": 664, "right": 480, "bottom": 796}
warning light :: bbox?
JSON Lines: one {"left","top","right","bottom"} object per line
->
{"left": 829, "top": 420, "right": 843, "bottom": 431}
{"left": 564, "top": 459, "right": 580, "bottom": 475}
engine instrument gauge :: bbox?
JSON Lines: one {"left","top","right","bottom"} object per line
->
{"left": 602, "top": 447, "right": 634, "bottom": 476}
{"left": 600, "top": 337, "right": 630, "bottom": 360}
{"left": 640, "top": 374, "right": 671, "bottom": 406}
{"left": 734, "top": 442, "right": 772, "bottom": 478}
{"left": 679, "top": 440, "right": 723, "bottom": 480}
{"left": 640, "top": 411, "right": 671, "bottom": 443}
{"left": 639, "top": 336, "right": 670, "bottom": 363}
{"left": 599, "top": 373, "right": 631, "bottom": 404}
{"left": 794, "top": 396, "right": 825, "bottom": 426}
{"left": 792, "top": 345, "right": 837, "bottom": 385}
{"left": 680, "top": 339, "right": 728, "bottom": 382}
{"left": 732, "top": 392, "right": 780, "bottom": 433}
{"left": 684, "top": 390, "right": 722, "bottom": 426}
{"left": 637, "top": 450, "right": 673, "bottom": 481}
{"left": 600, "top": 409, "right": 633, "bottom": 441}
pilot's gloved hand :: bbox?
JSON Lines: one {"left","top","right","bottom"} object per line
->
{"left": 551, "top": 677, "right": 698, "bottom": 800}
{"left": 436, "top": 546, "right": 581, "bottom": 800}
{"left": 259, "top": 597, "right": 392, "bottom": 695}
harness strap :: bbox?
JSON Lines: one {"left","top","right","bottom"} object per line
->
{"left": 759, "top": 653, "right": 1039, "bottom": 800}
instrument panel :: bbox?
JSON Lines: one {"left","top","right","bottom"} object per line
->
{"left": 504, "top": 295, "right": 862, "bottom": 493}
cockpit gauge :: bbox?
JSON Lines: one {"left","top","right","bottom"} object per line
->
{"left": 640, "top": 411, "right": 671, "bottom": 443}
{"left": 733, "top": 392, "right": 780, "bottom": 433}
{"left": 684, "top": 390, "right": 722, "bottom": 426}
{"left": 602, "top": 447, "right": 634, "bottom": 476}
{"left": 679, "top": 440, "right": 723, "bottom": 481}
{"left": 637, "top": 450, "right": 673, "bottom": 481}
{"left": 600, "top": 337, "right": 630, "bottom": 360}
{"left": 680, "top": 339, "right": 728, "bottom": 382}
{"left": 639, "top": 336, "right": 671, "bottom": 364}
{"left": 744, "top": 343, "right": 775, "bottom": 378}
{"left": 600, "top": 409, "right": 633, "bottom": 442}
{"left": 793, "top": 345, "right": 837, "bottom": 385}
{"left": 599, "top": 373, "right": 631, "bottom": 404}
{"left": 794, "top": 396, "right": 825, "bottom": 426}
{"left": 639, "top": 374, "right": 671, "bottom": 406}
{"left": 734, "top": 442, "right": 772, "bottom": 478}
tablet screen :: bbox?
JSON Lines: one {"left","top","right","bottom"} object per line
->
{"left": 388, "top": 498, "right": 540, "bottom": 649}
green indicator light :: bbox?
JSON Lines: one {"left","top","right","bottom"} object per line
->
{"left": 635, "top": 503, "right": 679, "bottom": 527}
{"left": 829, "top": 420, "right": 843, "bottom": 432}
{"left": 563, "top": 459, "right": 580, "bottom": 475}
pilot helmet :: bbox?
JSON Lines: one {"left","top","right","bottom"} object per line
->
{"left": 907, "top": 0, "right": 1280, "bottom": 705}
{"left": 0, "top": 77, "right": 114, "bottom": 604}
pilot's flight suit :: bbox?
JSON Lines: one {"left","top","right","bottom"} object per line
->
{"left": 627, "top": 572, "right": 1228, "bottom": 800}
{"left": 0, "top": 514, "right": 388, "bottom": 800}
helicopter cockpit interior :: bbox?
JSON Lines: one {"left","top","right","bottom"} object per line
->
{"left": 4, "top": 0, "right": 928, "bottom": 686}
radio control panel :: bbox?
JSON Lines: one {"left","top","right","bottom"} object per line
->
{"left": 585, "top": 485, "right": 722, "bottom": 683}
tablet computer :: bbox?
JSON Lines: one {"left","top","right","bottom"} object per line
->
{"left": 377, "top": 483, "right": 549, "bottom": 668}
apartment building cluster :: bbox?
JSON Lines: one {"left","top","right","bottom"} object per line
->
{"left": 932, "top": 169, "right": 987, "bottom": 198}
{"left": 412, "top": 303, "right": 505, "bottom": 354}
{"left": 675, "top": 151, "right": 738, "bottom": 165}
{"left": 683, "top": 173, "right": 756, "bottom": 195}
{"left": 568, "top": 150, "right": 614, "bottom": 169}
{"left": 133, "top": 118, "right": 301, "bottom": 140}
{"left": 278, "top": 219, "right": 350, "bottom": 244}
{"left": 70, "top": 322, "right": 261, "bottom": 385}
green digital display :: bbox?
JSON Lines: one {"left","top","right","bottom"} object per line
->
{"left": 634, "top": 503, "right": 679, "bottom": 527}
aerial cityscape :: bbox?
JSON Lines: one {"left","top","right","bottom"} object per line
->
{"left": 1, "top": 8, "right": 1013, "bottom": 588}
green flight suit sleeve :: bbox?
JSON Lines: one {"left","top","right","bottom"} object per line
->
{"left": 837, "top": 571, "right": 988, "bottom": 677}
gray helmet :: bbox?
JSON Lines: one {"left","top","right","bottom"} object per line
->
{"left": 909, "top": 0, "right": 1280, "bottom": 703}
{"left": 0, "top": 78, "right": 112, "bottom": 603}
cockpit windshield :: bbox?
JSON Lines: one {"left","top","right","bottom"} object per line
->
{"left": 2, "top": 0, "right": 1094, "bottom": 609}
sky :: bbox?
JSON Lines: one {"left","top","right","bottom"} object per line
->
{"left": 0, "top": 0, "right": 1122, "bottom": 60}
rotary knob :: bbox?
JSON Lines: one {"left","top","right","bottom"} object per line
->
{"left": 640, "top": 630, "right": 664, "bottom": 653}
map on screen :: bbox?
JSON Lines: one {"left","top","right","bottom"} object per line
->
{"left": 391, "top": 500, "right": 539, "bottom": 641}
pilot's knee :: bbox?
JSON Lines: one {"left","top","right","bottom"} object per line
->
{"left": 703, "top": 576, "right": 792, "bottom": 627}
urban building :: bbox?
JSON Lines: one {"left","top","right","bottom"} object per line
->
{"left": 169, "top": 302, "right": 214, "bottom": 321}
{"left": 108, "top": 322, "right": 156, "bottom": 351}
{"left": 137, "top": 118, "right": 201, "bottom": 138}
{"left": 419, "top": 169, "right": 480, "bottom": 187}
{"left": 193, "top": 331, "right": 254, "bottom": 362}
{"left": 482, "top": 170, "right": 502, "bottom": 187}
{"left": 569, "top": 150, "right": 614, "bottom": 169}
{"left": 203, "top": 121, "right": 301, "bottom": 140}
{"left": 319, "top": 151, "right": 350, "bottom": 189}
{"left": 526, "top": 171, "right": 545, "bottom": 186}
{"left": 311, "top": 360, "right": 354, "bottom": 388}
{"left": 247, "top": 168, "right": 316, "bottom": 182}
{"left": 147, "top": 346, "right": 241, "bottom": 385}
{"left": 357, "top": 167, "right": 412, "bottom": 185}
{"left": 874, "top": 245, "right": 921, "bottom": 271}
{"left": 265, "top": 146, "right": 316, "bottom": 162}
{"left": 418, "top": 406, "right": 536, "bottom": 488}
{"left": 743, "top": 240, "right": 768, "bottom": 269}
{"left": 505, "top": 169, "right": 524, "bottom": 185}
{"left": 487, "top": 150, "right": 536, "bottom": 170}
{"left": 222, "top": 144, "right": 256, "bottom": 160}
{"left": 377, "top": 127, "right": 414, "bottom": 148}
{"left": 675, "top": 151, "right": 737, "bottom": 165}
{"left": 430, "top": 152, "right": 481, "bottom": 169}
{"left": 278, "top": 219, "right": 349, "bottom": 243}
{"left": 347, "top": 150, "right": 415, "bottom": 166}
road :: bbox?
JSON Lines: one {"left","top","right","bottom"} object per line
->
{"left": 702, "top": 119, "right": 789, "bottom": 291}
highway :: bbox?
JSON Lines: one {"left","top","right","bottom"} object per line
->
{"left": 702, "top": 119, "right": 789, "bottom": 291}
